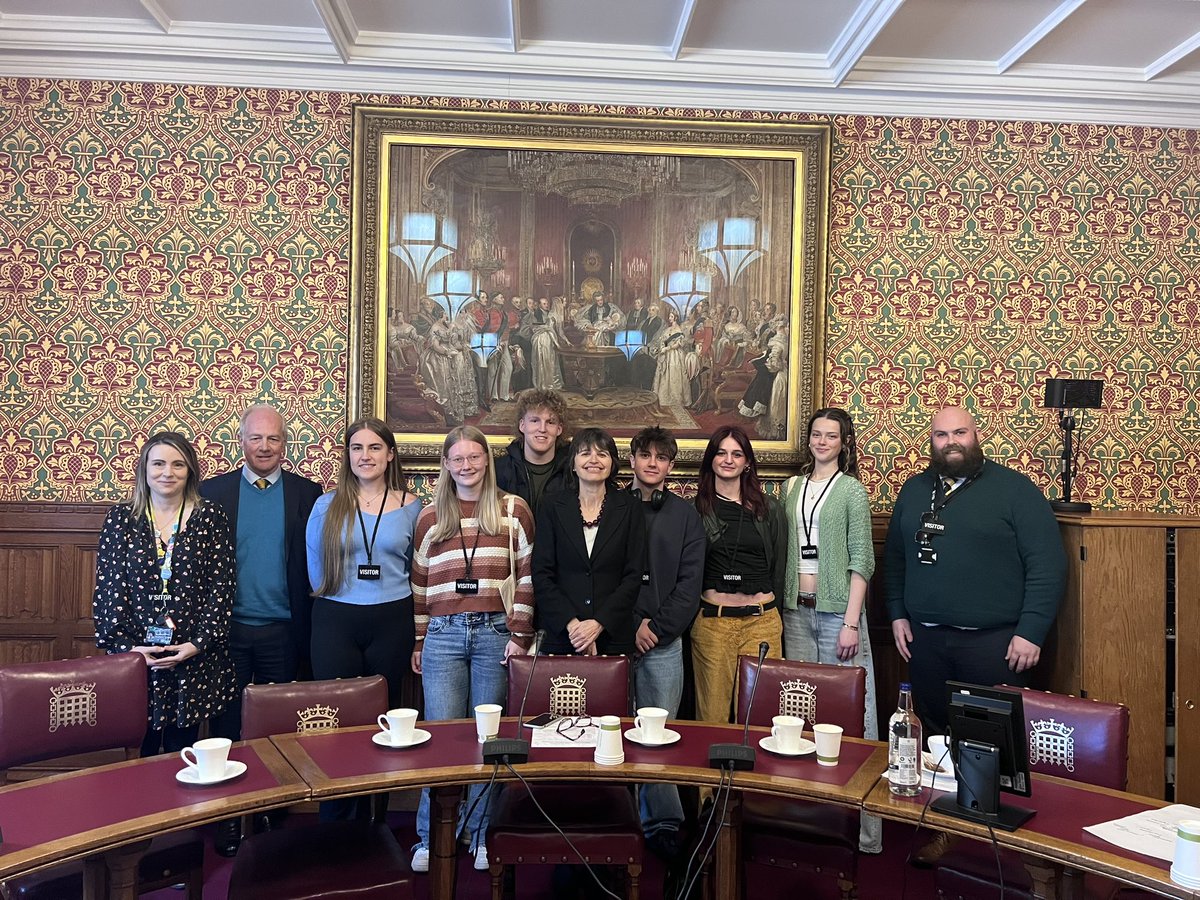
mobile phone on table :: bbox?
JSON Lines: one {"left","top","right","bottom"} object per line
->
{"left": 523, "top": 713, "right": 560, "bottom": 729}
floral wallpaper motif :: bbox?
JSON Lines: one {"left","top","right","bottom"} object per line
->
{"left": 0, "top": 79, "right": 1196, "bottom": 512}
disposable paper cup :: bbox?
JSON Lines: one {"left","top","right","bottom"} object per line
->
{"left": 180, "top": 737, "right": 231, "bottom": 781}
{"left": 770, "top": 715, "right": 804, "bottom": 754}
{"left": 813, "top": 723, "right": 844, "bottom": 767}
{"left": 1171, "top": 819, "right": 1200, "bottom": 887}
{"left": 634, "top": 706, "right": 668, "bottom": 743}
{"left": 475, "top": 703, "right": 502, "bottom": 743}
{"left": 377, "top": 707, "right": 418, "bottom": 744}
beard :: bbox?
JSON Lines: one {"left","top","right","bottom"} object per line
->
{"left": 930, "top": 439, "right": 985, "bottom": 478}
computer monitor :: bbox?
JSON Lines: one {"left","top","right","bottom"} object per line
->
{"left": 930, "top": 682, "right": 1036, "bottom": 831}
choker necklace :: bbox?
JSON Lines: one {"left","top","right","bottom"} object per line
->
{"left": 580, "top": 494, "right": 606, "bottom": 528}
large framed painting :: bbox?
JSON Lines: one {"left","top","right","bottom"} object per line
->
{"left": 350, "top": 105, "right": 830, "bottom": 465}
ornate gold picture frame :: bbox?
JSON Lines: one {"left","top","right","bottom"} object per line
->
{"left": 350, "top": 105, "right": 829, "bottom": 465}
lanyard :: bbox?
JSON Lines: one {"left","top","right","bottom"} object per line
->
{"left": 148, "top": 502, "right": 185, "bottom": 595}
{"left": 356, "top": 484, "right": 388, "bottom": 565}
{"left": 930, "top": 469, "right": 981, "bottom": 514}
{"left": 458, "top": 519, "right": 482, "bottom": 578}
{"left": 799, "top": 473, "right": 837, "bottom": 546}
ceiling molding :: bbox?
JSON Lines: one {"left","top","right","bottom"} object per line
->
{"left": 997, "top": 0, "right": 1088, "bottom": 74}
{"left": 670, "top": 0, "right": 699, "bottom": 62}
{"left": 509, "top": 0, "right": 521, "bottom": 54}
{"left": 137, "top": 0, "right": 170, "bottom": 34}
{"left": 4, "top": 52, "right": 1200, "bottom": 130}
{"left": 1145, "top": 30, "right": 1200, "bottom": 80}
{"left": 311, "top": 0, "right": 354, "bottom": 64}
{"left": 827, "top": 0, "right": 904, "bottom": 87}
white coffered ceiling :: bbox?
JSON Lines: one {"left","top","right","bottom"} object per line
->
{"left": 2, "top": 0, "right": 1200, "bottom": 127}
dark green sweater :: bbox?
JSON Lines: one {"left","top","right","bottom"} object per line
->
{"left": 883, "top": 459, "right": 1066, "bottom": 646}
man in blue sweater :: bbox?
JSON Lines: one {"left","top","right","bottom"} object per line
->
{"left": 200, "top": 404, "right": 322, "bottom": 855}
{"left": 628, "top": 426, "right": 705, "bottom": 861}
{"left": 885, "top": 406, "right": 1066, "bottom": 735}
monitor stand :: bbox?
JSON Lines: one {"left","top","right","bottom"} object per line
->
{"left": 930, "top": 739, "right": 1035, "bottom": 832}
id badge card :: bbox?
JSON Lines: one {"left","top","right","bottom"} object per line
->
{"left": 455, "top": 578, "right": 479, "bottom": 595}
{"left": 800, "top": 544, "right": 818, "bottom": 560}
{"left": 641, "top": 572, "right": 651, "bottom": 584}
{"left": 358, "top": 564, "right": 381, "bottom": 580}
{"left": 721, "top": 572, "right": 743, "bottom": 585}
{"left": 920, "top": 511, "right": 946, "bottom": 534}
{"left": 145, "top": 611, "right": 176, "bottom": 646}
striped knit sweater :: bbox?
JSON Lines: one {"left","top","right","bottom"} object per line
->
{"left": 411, "top": 495, "right": 536, "bottom": 648}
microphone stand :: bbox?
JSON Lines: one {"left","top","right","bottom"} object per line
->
{"left": 1052, "top": 408, "right": 1091, "bottom": 514}
{"left": 708, "top": 641, "right": 769, "bottom": 771}
{"left": 482, "top": 630, "right": 544, "bottom": 766}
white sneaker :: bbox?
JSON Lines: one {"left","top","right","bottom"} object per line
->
{"left": 411, "top": 846, "right": 429, "bottom": 872}
{"left": 473, "top": 843, "right": 489, "bottom": 871}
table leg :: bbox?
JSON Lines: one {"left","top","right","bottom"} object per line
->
{"left": 91, "top": 839, "right": 150, "bottom": 900}
{"left": 429, "top": 785, "right": 463, "bottom": 900}
{"left": 1022, "top": 853, "right": 1084, "bottom": 900}
{"left": 710, "top": 788, "right": 743, "bottom": 900}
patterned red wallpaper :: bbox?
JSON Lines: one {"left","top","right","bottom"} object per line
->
{"left": 0, "top": 80, "right": 1195, "bottom": 511}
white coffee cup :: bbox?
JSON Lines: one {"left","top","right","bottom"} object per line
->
{"left": 926, "top": 734, "right": 955, "bottom": 778}
{"left": 1171, "top": 819, "right": 1200, "bottom": 887}
{"left": 813, "top": 723, "right": 843, "bottom": 767}
{"left": 475, "top": 703, "right": 503, "bottom": 743}
{"left": 770, "top": 715, "right": 805, "bottom": 754}
{"left": 634, "top": 706, "right": 668, "bottom": 743}
{"left": 377, "top": 707, "right": 418, "bottom": 745}
{"left": 180, "top": 737, "right": 232, "bottom": 782}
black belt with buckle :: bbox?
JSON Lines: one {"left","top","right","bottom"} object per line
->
{"left": 797, "top": 592, "right": 817, "bottom": 609}
{"left": 700, "top": 599, "right": 779, "bottom": 618}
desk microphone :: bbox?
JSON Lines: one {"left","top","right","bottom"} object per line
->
{"left": 482, "top": 629, "right": 544, "bottom": 766}
{"left": 708, "top": 641, "right": 769, "bottom": 771}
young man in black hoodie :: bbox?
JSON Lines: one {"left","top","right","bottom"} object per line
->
{"left": 628, "top": 426, "right": 705, "bottom": 861}
{"left": 494, "top": 388, "right": 570, "bottom": 515}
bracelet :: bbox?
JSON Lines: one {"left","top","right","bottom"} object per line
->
{"left": 841, "top": 622, "right": 859, "bottom": 631}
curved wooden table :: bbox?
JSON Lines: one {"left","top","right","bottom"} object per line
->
{"left": 865, "top": 775, "right": 1198, "bottom": 899}
{"left": 0, "top": 739, "right": 307, "bottom": 899}
{"left": 269, "top": 718, "right": 888, "bottom": 900}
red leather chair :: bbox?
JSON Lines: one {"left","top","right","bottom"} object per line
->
{"left": 935, "top": 688, "right": 1130, "bottom": 900}
{"left": 226, "top": 675, "right": 413, "bottom": 900}
{"left": 0, "top": 653, "right": 205, "bottom": 898}
{"left": 737, "top": 655, "right": 867, "bottom": 900}
{"left": 486, "top": 655, "right": 641, "bottom": 900}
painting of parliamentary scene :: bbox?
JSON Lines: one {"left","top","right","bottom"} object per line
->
{"left": 350, "top": 106, "right": 830, "bottom": 464}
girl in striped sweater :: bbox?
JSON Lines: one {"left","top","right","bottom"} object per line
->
{"left": 409, "top": 425, "right": 536, "bottom": 871}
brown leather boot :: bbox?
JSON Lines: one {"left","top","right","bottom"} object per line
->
{"left": 910, "top": 830, "right": 955, "bottom": 868}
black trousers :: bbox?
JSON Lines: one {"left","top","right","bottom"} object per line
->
{"left": 211, "top": 620, "right": 298, "bottom": 741}
{"left": 310, "top": 596, "right": 414, "bottom": 709}
{"left": 906, "top": 621, "right": 1030, "bottom": 739}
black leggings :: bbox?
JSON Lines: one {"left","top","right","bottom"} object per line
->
{"left": 310, "top": 596, "right": 414, "bottom": 708}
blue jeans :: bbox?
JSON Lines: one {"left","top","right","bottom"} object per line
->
{"left": 780, "top": 605, "right": 883, "bottom": 853}
{"left": 633, "top": 636, "right": 685, "bottom": 836}
{"left": 416, "top": 612, "right": 511, "bottom": 850}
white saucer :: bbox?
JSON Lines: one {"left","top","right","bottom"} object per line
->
{"left": 176, "top": 760, "right": 247, "bottom": 785}
{"left": 624, "top": 728, "right": 681, "bottom": 747}
{"left": 759, "top": 736, "right": 816, "bottom": 757}
{"left": 372, "top": 728, "right": 432, "bottom": 749}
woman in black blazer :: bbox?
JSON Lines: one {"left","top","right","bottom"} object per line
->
{"left": 533, "top": 427, "right": 646, "bottom": 655}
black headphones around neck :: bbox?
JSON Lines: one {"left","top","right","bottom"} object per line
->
{"left": 630, "top": 483, "right": 666, "bottom": 511}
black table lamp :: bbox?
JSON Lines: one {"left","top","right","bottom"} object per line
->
{"left": 1042, "top": 377, "right": 1104, "bottom": 514}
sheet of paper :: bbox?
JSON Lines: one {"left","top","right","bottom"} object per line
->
{"left": 530, "top": 725, "right": 599, "bottom": 748}
{"left": 1083, "top": 803, "right": 1200, "bottom": 862}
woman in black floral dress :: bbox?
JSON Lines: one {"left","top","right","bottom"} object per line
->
{"left": 93, "top": 431, "right": 237, "bottom": 756}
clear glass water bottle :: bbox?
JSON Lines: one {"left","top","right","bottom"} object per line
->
{"left": 888, "top": 681, "right": 923, "bottom": 796}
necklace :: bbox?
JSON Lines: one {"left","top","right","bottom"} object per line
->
{"left": 360, "top": 489, "right": 387, "bottom": 508}
{"left": 580, "top": 493, "right": 606, "bottom": 528}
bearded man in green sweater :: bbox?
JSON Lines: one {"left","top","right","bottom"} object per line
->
{"left": 884, "top": 406, "right": 1066, "bottom": 737}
